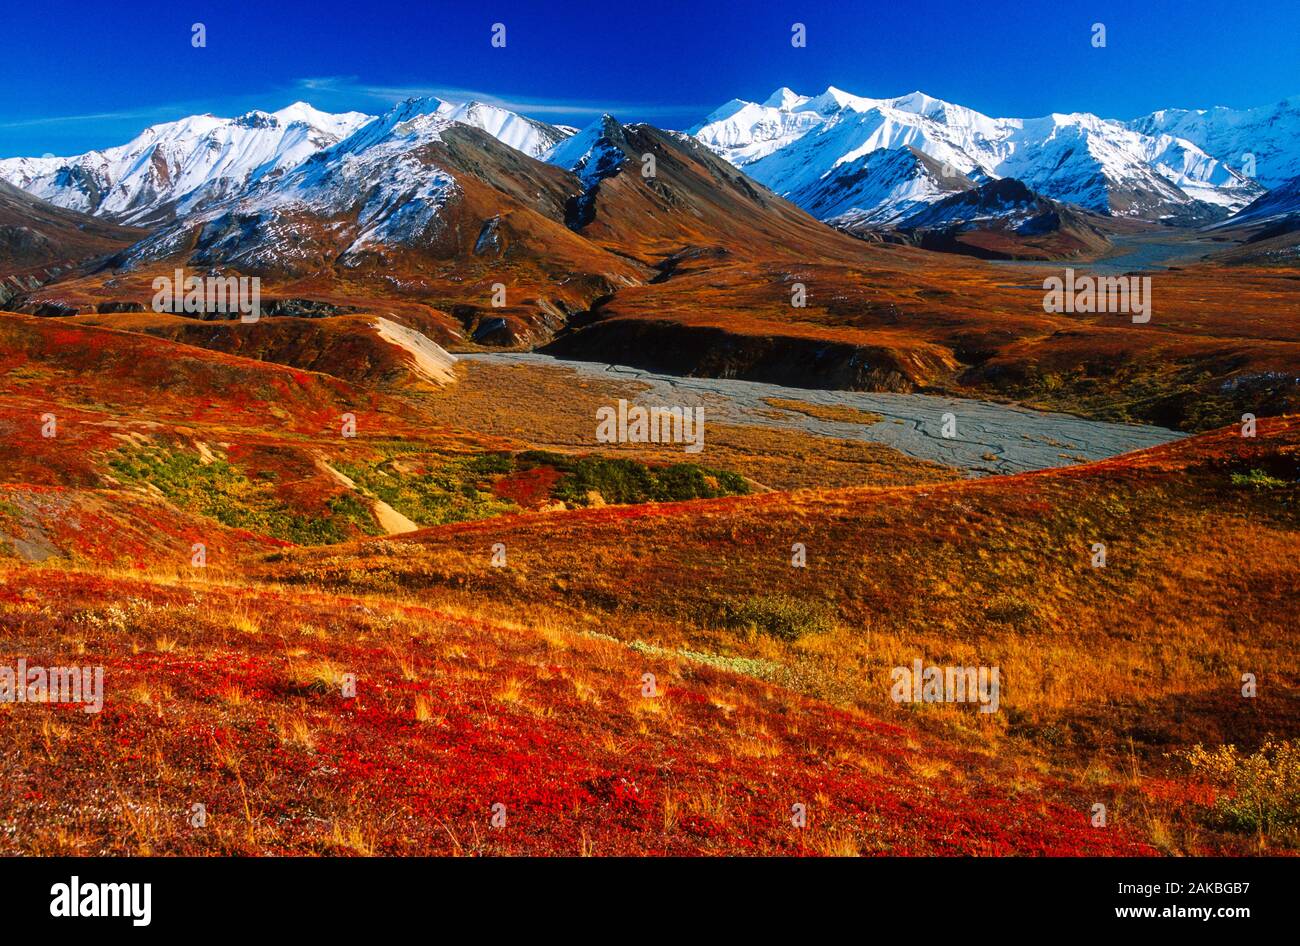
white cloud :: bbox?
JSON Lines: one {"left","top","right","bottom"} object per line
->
{"left": 290, "top": 75, "right": 711, "bottom": 119}
{"left": 0, "top": 77, "right": 711, "bottom": 154}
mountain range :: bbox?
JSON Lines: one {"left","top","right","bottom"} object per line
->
{"left": 0, "top": 99, "right": 567, "bottom": 230}
{"left": 0, "top": 85, "right": 1295, "bottom": 301}
{"left": 690, "top": 86, "right": 1285, "bottom": 228}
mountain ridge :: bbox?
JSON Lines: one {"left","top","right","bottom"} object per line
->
{"left": 0, "top": 97, "right": 573, "bottom": 229}
{"left": 691, "top": 85, "right": 1271, "bottom": 226}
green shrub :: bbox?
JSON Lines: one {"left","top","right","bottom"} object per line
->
{"left": 1179, "top": 739, "right": 1300, "bottom": 838}
{"left": 334, "top": 457, "right": 517, "bottom": 526}
{"left": 719, "top": 594, "right": 834, "bottom": 642}
{"left": 1230, "top": 468, "right": 1288, "bottom": 490}
{"left": 551, "top": 457, "right": 749, "bottom": 505}
{"left": 109, "top": 447, "right": 374, "bottom": 544}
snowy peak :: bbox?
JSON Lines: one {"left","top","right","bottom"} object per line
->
{"left": 762, "top": 87, "right": 809, "bottom": 110}
{"left": 800, "top": 86, "right": 877, "bottom": 115}
{"left": 543, "top": 114, "right": 627, "bottom": 186}
{"left": 688, "top": 99, "right": 825, "bottom": 167}
{"left": 887, "top": 91, "right": 945, "bottom": 116}
{"left": 0, "top": 105, "right": 374, "bottom": 226}
{"left": 438, "top": 100, "right": 572, "bottom": 158}
{"left": 117, "top": 92, "right": 589, "bottom": 274}
{"left": 324, "top": 96, "right": 447, "bottom": 157}
{"left": 693, "top": 85, "right": 1277, "bottom": 225}
{"left": 125, "top": 97, "right": 467, "bottom": 268}
{"left": 271, "top": 101, "right": 370, "bottom": 135}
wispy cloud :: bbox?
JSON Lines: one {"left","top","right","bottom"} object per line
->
{"left": 0, "top": 106, "right": 189, "bottom": 130}
{"left": 0, "top": 77, "right": 710, "bottom": 156}
{"left": 291, "top": 75, "right": 712, "bottom": 119}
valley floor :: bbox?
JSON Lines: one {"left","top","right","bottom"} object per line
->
{"left": 460, "top": 352, "right": 1184, "bottom": 475}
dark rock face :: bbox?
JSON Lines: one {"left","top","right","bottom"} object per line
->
{"left": 95, "top": 301, "right": 147, "bottom": 313}
{"left": 31, "top": 301, "right": 80, "bottom": 317}
{"left": 447, "top": 298, "right": 575, "bottom": 349}
{"left": 543, "top": 319, "right": 953, "bottom": 393}
{"left": 155, "top": 298, "right": 361, "bottom": 319}
{"left": 261, "top": 298, "right": 361, "bottom": 318}
{"left": 52, "top": 164, "right": 108, "bottom": 213}
{"left": 472, "top": 316, "right": 510, "bottom": 343}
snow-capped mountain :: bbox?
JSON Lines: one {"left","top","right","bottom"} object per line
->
{"left": 0, "top": 103, "right": 373, "bottom": 226}
{"left": 124, "top": 97, "right": 461, "bottom": 268}
{"left": 684, "top": 90, "right": 826, "bottom": 166}
{"left": 541, "top": 112, "right": 874, "bottom": 268}
{"left": 1206, "top": 175, "right": 1300, "bottom": 265}
{"left": 118, "top": 95, "right": 590, "bottom": 275}
{"left": 437, "top": 100, "right": 571, "bottom": 159}
{"left": 544, "top": 115, "right": 629, "bottom": 189}
{"left": 790, "top": 147, "right": 974, "bottom": 228}
{"left": 7, "top": 81, "right": 1293, "bottom": 274}
{"left": 1214, "top": 175, "right": 1300, "bottom": 229}
{"left": 0, "top": 98, "right": 573, "bottom": 229}
{"left": 1128, "top": 97, "right": 1300, "bottom": 189}
{"left": 892, "top": 178, "right": 1059, "bottom": 230}
{"left": 692, "top": 86, "right": 1265, "bottom": 225}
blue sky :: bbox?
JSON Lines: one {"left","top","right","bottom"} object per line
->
{"left": 1, "top": 0, "right": 1296, "bottom": 157}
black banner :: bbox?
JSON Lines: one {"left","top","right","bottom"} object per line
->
{"left": 1, "top": 856, "right": 1290, "bottom": 933}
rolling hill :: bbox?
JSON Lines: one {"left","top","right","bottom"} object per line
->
{"left": 5, "top": 308, "right": 1292, "bottom": 855}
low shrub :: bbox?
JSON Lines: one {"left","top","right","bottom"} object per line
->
{"left": 718, "top": 594, "right": 834, "bottom": 642}
{"left": 1178, "top": 739, "right": 1300, "bottom": 840}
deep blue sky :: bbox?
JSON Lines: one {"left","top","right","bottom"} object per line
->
{"left": 1, "top": 0, "right": 1296, "bottom": 157}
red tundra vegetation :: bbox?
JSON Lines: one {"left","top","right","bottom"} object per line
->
{"left": 0, "top": 311, "right": 1296, "bottom": 855}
